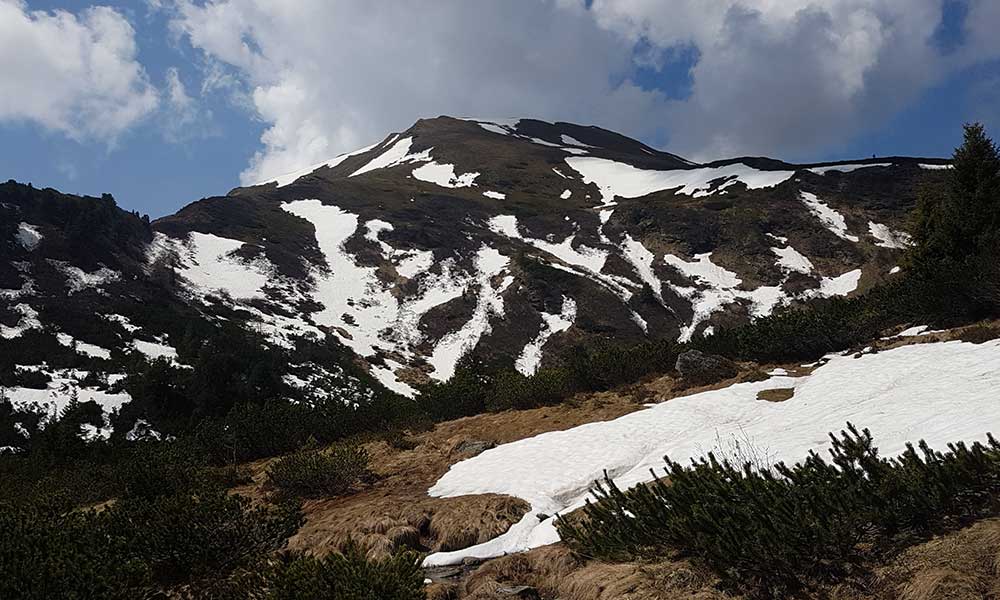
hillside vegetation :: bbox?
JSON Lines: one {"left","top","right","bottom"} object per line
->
{"left": 1, "top": 124, "right": 998, "bottom": 597}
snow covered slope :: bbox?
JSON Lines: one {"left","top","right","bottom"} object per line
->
{"left": 2, "top": 117, "right": 951, "bottom": 405}
{"left": 423, "top": 338, "right": 1000, "bottom": 566}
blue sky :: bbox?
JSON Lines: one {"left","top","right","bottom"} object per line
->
{"left": 2, "top": 1, "right": 999, "bottom": 217}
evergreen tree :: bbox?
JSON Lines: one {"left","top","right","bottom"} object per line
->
{"left": 912, "top": 123, "right": 1000, "bottom": 271}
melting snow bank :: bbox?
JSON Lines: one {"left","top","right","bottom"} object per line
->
{"left": 563, "top": 156, "right": 794, "bottom": 205}
{"left": 800, "top": 192, "right": 860, "bottom": 242}
{"left": 807, "top": 163, "right": 892, "bottom": 175}
{"left": 423, "top": 339, "right": 1000, "bottom": 566}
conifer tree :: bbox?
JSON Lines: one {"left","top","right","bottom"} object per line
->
{"left": 912, "top": 123, "right": 1000, "bottom": 271}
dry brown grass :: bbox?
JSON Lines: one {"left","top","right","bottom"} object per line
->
{"left": 282, "top": 389, "right": 653, "bottom": 559}
{"left": 453, "top": 518, "right": 1000, "bottom": 600}
{"left": 871, "top": 518, "right": 1000, "bottom": 600}
{"left": 461, "top": 544, "right": 729, "bottom": 600}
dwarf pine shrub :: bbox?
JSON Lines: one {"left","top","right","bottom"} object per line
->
{"left": 266, "top": 444, "right": 370, "bottom": 499}
{"left": 262, "top": 541, "right": 425, "bottom": 600}
{"left": 558, "top": 424, "right": 1000, "bottom": 597}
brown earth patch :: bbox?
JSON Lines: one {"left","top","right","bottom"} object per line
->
{"left": 756, "top": 387, "right": 796, "bottom": 402}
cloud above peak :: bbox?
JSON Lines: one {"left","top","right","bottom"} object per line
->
{"left": 0, "top": 0, "right": 159, "bottom": 142}
{"left": 158, "top": 1, "right": 1000, "bottom": 181}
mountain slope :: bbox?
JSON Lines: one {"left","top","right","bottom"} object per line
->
{"left": 1, "top": 117, "right": 952, "bottom": 431}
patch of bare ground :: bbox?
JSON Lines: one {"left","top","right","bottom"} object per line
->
{"left": 756, "top": 387, "right": 795, "bottom": 402}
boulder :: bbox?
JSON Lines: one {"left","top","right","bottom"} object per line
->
{"left": 675, "top": 350, "right": 738, "bottom": 386}
{"left": 451, "top": 439, "right": 496, "bottom": 457}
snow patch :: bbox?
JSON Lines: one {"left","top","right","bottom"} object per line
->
{"left": 515, "top": 297, "right": 577, "bottom": 376}
{"left": 155, "top": 232, "right": 271, "bottom": 301}
{"left": 51, "top": 261, "right": 120, "bottom": 294}
{"left": 771, "top": 244, "right": 814, "bottom": 274}
{"left": 257, "top": 141, "right": 380, "bottom": 187}
{"left": 807, "top": 163, "right": 892, "bottom": 175}
{"left": 15, "top": 222, "right": 42, "bottom": 250}
{"left": 800, "top": 192, "right": 860, "bottom": 242}
{"left": 664, "top": 253, "right": 785, "bottom": 342}
{"left": 560, "top": 135, "right": 595, "bottom": 148}
{"left": 133, "top": 339, "right": 179, "bottom": 361}
{"left": 350, "top": 137, "right": 431, "bottom": 177}
{"left": 56, "top": 333, "right": 112, "bottom": 360}
{"left": 411, "top": 162, "right": 479, "bottom": 188}
{"left": 816, "top": 269, "right": 863, "bottom": 297}
{"left": 868, "top": 221, "right": 912, "bottom": 249}
{"left": 564, "top": 156, "right": 794, "bottom": 205}
{"left": 424, "top": 339, "right": 1000, "bottom": 565}
{"left": 483, "top": 191, "right": 506, "bottom": 200}
{"left": 0, "top": 303, "right": 41, "bottom": 339}
{"left": 427, "top": 246, "right": 513, "bottom": 381}
{"left": 621, "top": 234, "right": 665, "bottom": 305}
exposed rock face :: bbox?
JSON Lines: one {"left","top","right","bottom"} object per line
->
{"left": 675, "top": 350, "right": 739, "bottom": 386}
{"left": 451, "top": 439, "right": 497, "bottom": 458}
{"left": 1, "top": 116, "right": 951, "bottom": 430}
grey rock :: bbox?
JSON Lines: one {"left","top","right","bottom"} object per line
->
{"left": 675, "top": 350, "right": 738, "bottom": 386}
{"left": 453, "top": 439, "right": 496, "bottom": 457}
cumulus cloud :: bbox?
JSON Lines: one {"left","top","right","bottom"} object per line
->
{"left": 166, "top": 0, "right": 1000, "bottom": 181}
{"left": 169, "top": 0, "right": 667, "bottom": 185}
{"left": 0, "top": 0, "right": 159, "bottom": 142}
{"left": 587, "top": 0, "right": 959, "bottom": 160}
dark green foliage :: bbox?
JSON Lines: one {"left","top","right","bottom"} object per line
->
{"left": 908, "top": 122, "right": 1000, "bottom": 316}
{"left": 103, "top": 489, "right": 301, "bottom": 587}
{"left": 263, "top": 542, "right": 425, "bottom": 600}
{"left": 417, "top": 339, "right": 680, "bottom": 421}
{"left": 266, "top": 444, "right": 370, "bottom": 499}
{"left": 0, "top": 485, "right": 301, "bottom": 599}
{"left": 912, "top": 123, "right": 1000, "bottom": 271}
{"left": 559, "top": 425, "right": 1000, "bottom": 597}
{"left": 0, "top": 504, "right": 150, "bottom": 600}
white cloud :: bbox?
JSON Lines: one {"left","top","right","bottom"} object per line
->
{"left": 0, "top": 0, "right": 159, "bottom": 142}
{"left": 588, "top": 0, "right": 960, "bottom": 160}
{"left": 162, "top": 66, "right": 217, "bottom": 142}
{"left": 169, "top": 0, "right": 667, "bottom": 185}
{"left": 166, "top": 0, "right": 1000, "bottom": 181}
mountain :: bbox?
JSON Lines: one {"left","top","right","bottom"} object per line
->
{"left": 0, "top": 116, "right": 951, "bottom": 438}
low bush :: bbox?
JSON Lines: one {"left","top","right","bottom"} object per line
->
{"left": 262, "top": 542, "right": 425, "bottom": 600}
{"left": 266, "top": 444, "right": 370, "bottom": 499}
{"left": 0, "top": 486, "right": 301, "bottom": 599}
{"left": 559, "top": 425, "right": 1000, "bottom": 597}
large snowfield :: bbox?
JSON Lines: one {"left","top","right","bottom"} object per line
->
{"left": 423, "top": 337, "right": 1000, "bottom": 566}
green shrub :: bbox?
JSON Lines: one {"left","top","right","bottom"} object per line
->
{"left": 266, "top": 445, "right": 370, "bottom": 498}
{"left": 103, "top": 488, "right": 301, "bottom": 586}
{"left": 0, "top": 503, "right": 149, "bottom": 600}
{"left": 559, "top": 425, "right": 1000, "bottom": 597}
{"left": 0, "top": 486, "right": 301, "bottom": 599}
{"left": 259, "top": 542, "right": 425, "bottom": 600}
